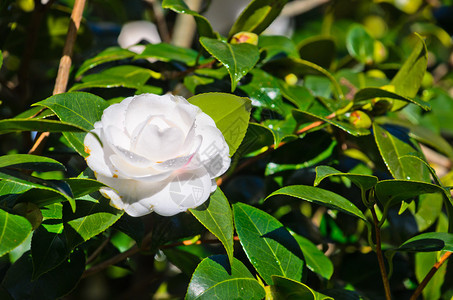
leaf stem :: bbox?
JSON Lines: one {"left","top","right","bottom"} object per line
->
{"left": 370, "top": 205, "right": 392, "bottom": 300}
{"left": 410, "top": 251, "right": 452, "bottom": 300}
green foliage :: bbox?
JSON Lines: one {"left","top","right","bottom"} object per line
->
{"left": 1, "top": 0, "right": 453, "bottom": 299}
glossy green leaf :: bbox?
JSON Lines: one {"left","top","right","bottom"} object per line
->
{"left": 298, "top": 36, "right": 336, "bottom": 69}
{"left": 354, "top": 87, "right": 430, "bottom": 111}
{"left": 397, "top": 232, "right": 453, "bottom": 252}
{"left": 0, "top": 209, "right": 32, "bottom": 257}
{"left": 235, "top": 123, "right": 275, "bottom": 156}
{"left": 416, "top": 251, "right": 447, "bottom": 300}
{"left": 228, "top": 0, "right": 289, "bottom": 37}
{"left": 2, "top": 249, "right": 85, "bottom": 300}
{"left": 199, "top": 37, "right": 259, "bottom": 91}
{"left": 263, "top": 58, "right": 344, "bottom": 100}
{"left": 414, "top": 193, "right": 444, "bottom": 232}
{"left": 390, "top": 34, "right": 428, "bottom": 110}
{"left": 162, "top": 0, "right": 215, "bottom": 38}
{"left": 315, "top": 165, "right": 378, "bottom": 191}
{"left": 259, "top": 35, "right": 299, "bottom": 62}
{"left": 346, "top": 24, "right": 374, "bottom": 64}
{"left": 70, "top": 65, "right": 161, "bottom": 93}
{"left": 292, "top": 233, "right": 333, "bottom": 279}
{"left": 0, "top": 154, "right": 65, "bottom": 172}
{"left": 266, "top": 185, "right": 367, "bottom": 221}
{"left": 163, "top": 248, "right": 201, "bottom": 276}
{"left": 112, "top": 214, "right": 145, "bottom": 245}
{"left": 189, "top": 92, "right": 251, "bottom": 156}
{"left": 189, "top": 188, "right": 234, "bottom": 265}
{"left": 373, "top": 123, "right": 429, "bottom": 181}
{"left": 0, "top": 169, "right": 75, "bottom": 211}
{"left": 186, "top": 255, "right": 265, "bottom": 300}
{"left": 35, "top": 92, "right": 108, "bottom": 157}
{"left": 0, "top": 119, "right": 89, "bottom": 135}
{"left": 292, "top": 109, "right": 370, "bottom": 136}
{"left": 280, "top": 82, "right": 315, "bottom": 111}
{"left": 136, "top": 43, "right": 202, "bottom": 66}
{"left": 233, "top": 202, "right": 304, "bottom": 284}
{"left": 271, "top": 275, "right": 333, "bottom": 300}
{"left": 75, "top": 47, "right": 135, "bottom": 78}
{"left": 375, "top": 179, "right": 446, "bottom": 209}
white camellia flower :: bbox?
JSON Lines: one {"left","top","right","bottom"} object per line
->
{"left": 117, "top": 21, "right": 161, "bottom": 54}
{"left": 84, "top": 93, "right": 230, "bottom": 217}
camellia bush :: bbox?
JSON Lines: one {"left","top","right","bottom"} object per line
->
{"left": 1, "top": 0, "right": 453, "bottom": 299}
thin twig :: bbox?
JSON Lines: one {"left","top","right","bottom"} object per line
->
{"left": 145, "top": 0, "right": 171, "bottom": 43}
{"left": 28, "top": 0, "right": 86, "bottom": 155}
{"left": 160, "top": 236, "right": 240, "bottom": 249}
{"left": 86, "top": 237, "right": 111, "bottom": 264}
{"left": 370, "top": 205, "right": 392, "bottom": 300}
{"left": 410, "top": 251, "right": 452, "bottom": 300}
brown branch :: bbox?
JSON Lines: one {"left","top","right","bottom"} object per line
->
{"left": 370, "top": 205, "right": 392, "bottom": 300}
{"left": 28, "top": 0, "right": 86, "bottom": 155}
{"left": 216, "top": 112, "right": 336, "bottom": 186}
{"left": 160, "top": 236, "right": 240, "bottom": 249}
{"left": 145, "top": 0, "right": 171, "bottom": 43}
{"left": 86, "top": 237, "right": 111, "bottom": 264}
{"left": 410, "top": 251, "right": 452, "bottom": 300}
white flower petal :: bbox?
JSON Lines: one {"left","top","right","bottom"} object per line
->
{"left": 84, "top": 128, "right": 113, "bottom": 177}
{"left": 117, "top": 21, "right": 161, "bottom": 52}
{"left": 109, "top": 154, "right": 172, "bottom": 181}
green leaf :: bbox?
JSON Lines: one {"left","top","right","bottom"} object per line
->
{"left": 354, "top": 87, "right": 430, "bottom": 111}
{"left": 186, "top": 255, "right": 265, "bottom": 300}
{"left": 189, "top": 188, "right": 234, "bottom": 265}
{"left": 189, "top": 92, "right": 251, "bottom": 156}
{"left": 228, "top": 0, "right": 289, "bottom": 37}
{"left": 75, "top": 47, "right": 135, "bottom": 78}
{"left": 163, "top": 248, "right": 201, "bottom": 276}
{"left": 416, "top": 251, "right": 447, "bottom": 300}
{"left": 199, "top": 37, "right": 259, "bottom": 91}
{"left": 0, "top": 119, "right": 89, "bottom": 135}
{"left": 112, "top": 214, "right": 145, "bottom": 246}
{"left": 0, "top": 169, "right": 75, "bottom": 211}
{"left": 0, "top": 51, "right": 3, "bottom": 69}
{"left": 375, "top": 179, "right": 446, "bottom": 209}
{"left": 390, "top": 33, "right": 428, "bottom": 110}
{"left": 266, "top": 185, "right": 367, "bottom": 221}
{"left": 397, "top": 232, "right": 453, "bottom": 252}
{"left": 259, "top": 35, "right": 299, "bottom": 62}
{"left": 292, "top": 109, "right": 370, "bottom": 136}
{"left": 136, "top": 43, "right": 203, "bottom": 66}
{"left": 271, "top": 275, "right": 334, "bottom": 300}
{"left": 297, "top": 36, "right": 336, "bottom": 69}
{"left": 235, "top": 123, "right": 275, "bottom": 156}
{"left": 373, "top": 123, "right": 429, "bottom": 181}
{"left": 233, "top": 202, "right": 305, "bottom": 284}
{"left": 70, "top": 65, "right": 161, "bottom": 93}
{"left": 2, "top": 249, "right": 85, "bottom": 300}
{"left": 0, "top": 154, "right": 65, "bottom": 172}
{"left": 0, "top": 209, "right": 32, "bottom": 257}
{"left": 292, "top": 233, "right": 334, "bottom": 279}
{"left": 346, "top": 24, "right": 374, "bottom": 64}
{"left": 315, "top": 165, "right": 378, "bottom": 191}
{"left": 280, "top": 82, "right": 315, "bottom": 111}
{"left": 263, "top": 58, "right": 344, "bottom": 100}
{"left": 35, "top": 92, "right": 108, "bottom": 157}
{"left": 162, "top": 0, "right": 215, "bottom": 38}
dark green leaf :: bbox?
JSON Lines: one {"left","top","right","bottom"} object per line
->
{"left": 390, "top": 33, "right": 428, "bottom": 110}
{"left": 163, "top": 248, "right": 201, "bottom": 276}
{"left": 292, "top": 109, "right": 370, "bottom": 136}
{"left": 235, "top": 123, "right": 275, "bottom": 156}
{"left": 0, "top": 209, "right": 32, "bottom": 257}
{"left": 280, "top": 82, "right": 315, "bottom": 111}
{"left": 189, "top": 92, "right": 251, "bottom": 156}
{"left": 259, "top": 35, "right": 299, "bottom": 62}
{"left": 373, "top": 123, "right": 429, "bottom": 181}
{"left": 190, "top": 188, "right": 234, "bottom": 265}
{"left": 292, "top": 233, "right": 333, "bottom": 279}
{"left": 415, "top": 251, "right": 447, "bottom": 300}
{"left": 0, "top": 154, "right": 65, "bottom": 172}
{"left": 298, "top": 36, "right": 336, "bottom": 69}
{"left": 271, "top": 275, "right": 333, "bottom": 300}
{"left": 113, "top": 213, "right": 145, "bottom": 245}
{"left": 186, "top": 255, "right": 265, "bottom": 300}
{"left": 266, "top": 185, "right": 367, "bottom": 221}
{"left": 233, "top": 202, "right": 305, "bottom": 284}
{"left": 162, "top": 0, "right": 216, "bottom": 38}
{"left": 375, "top": 179, "right": 446, "bottom": 209}
{"left": 35, "top": 92, "right": 108, "bottom": 157}
{"left": 346, "top": 24, "right": 374, "bottom": 64}
{"left": 75, "top": 47, "right": 135, "bottom": 78}
{"left": 70, "top": 65, "right": 161, "bottom": 93}
{"left": 354, "top": 87, "right": 430, "bottom": 111}
{"left": 315, "top": 165, "right": 378, "bottom": 191}
{"left": 398, "top": 232, "right": 453, "bottom": 252}
{"left": 1, "top": 249, "right": 85, "bottom": 300}
{"left": 0, "top": 119, "right": 89, "bottom": 135}
{"left": 136, "top": 43, "right": 202, "bottom": 66}
{"left": 199, "top": 37, "right": 259, "bottom": 91}
{"left": 228, "top": 0, "right": 289, "bottom": 37}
